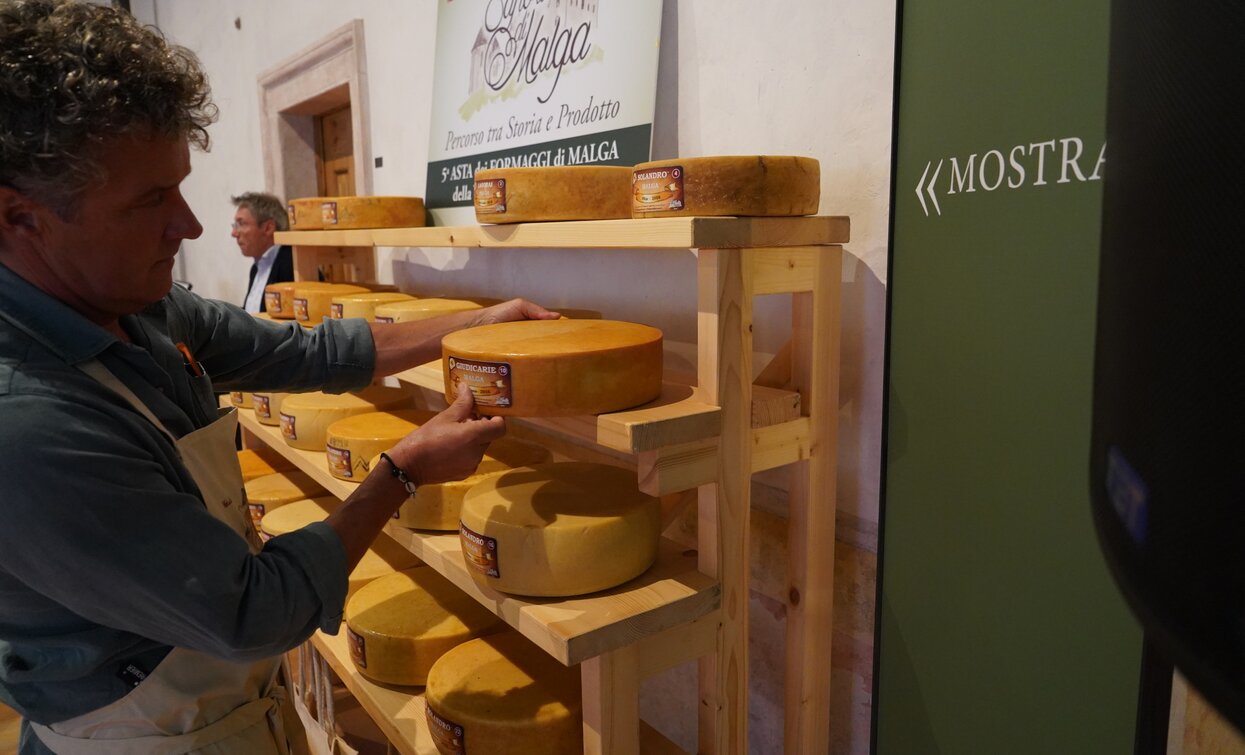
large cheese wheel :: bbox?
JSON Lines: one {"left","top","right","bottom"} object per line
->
{"left": 458, "top": 462, "right": 661, "bottom": 596}
{"left": 474, "top": 166, "right": 631, "bottom": 224}
{"left": 441, "top": 319, "right": 662, "bottom": 416}
{"left": 372, "top": 298, "right": 483, "bottom": 325}
{"left": 391, "top": 437, "right": 552, "bottom": 530}
{"left": 330, "top": 292, "right": 416, "bottom": 321}
{"left": 553, "top": 307, "right": 602, "bottom": 320}
{"left": 259, "top": 498, "right": 421, "bottom": 593}
{"left": 424, "top": 633, "right": 582, "bottom": 755}
{"left": 291, "top": 282, "right": 369, "bottom": 323}
{"left": 229, "top": 391, "right": 252, "bottom": 409}
{"left": 244, "top": 470, "right": 327, "bottom": 533}
{"left": 252, "top": 392, "right": 290, "bottom": 426}
{"left": 325, "top": 409, "right": 436, "bottom": 482}
{"left": 631, "top": 155, "right": 820, "bottom": 218}
{"left": 237, "top": 447, "right": 296, "bottom": 482}
{"left": 344, "top": 568, "right": 504, "bottom": 686}
{"left": 301, "top": 196, "right": 426, "bottom": 230}
{"left": 279, "top": 386, "right": 414, "bottom": 451}
{"left": 286, "top": 198, "right": 326, "bottom": 230}
{"left": 263, "top": 282, "right": 297, "bottom": 319}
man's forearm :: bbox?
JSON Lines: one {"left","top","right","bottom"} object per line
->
{"left": 367, "top": 308, "right": 486, "bottom": 377}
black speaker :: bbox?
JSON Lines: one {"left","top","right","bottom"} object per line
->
{"left": 1091, "top": 0, "right": 1245, "bottom": 735}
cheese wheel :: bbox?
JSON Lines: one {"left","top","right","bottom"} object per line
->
{"left": 458, "top": 462, "right": 661, "bottom": 596}
{"left": 237, "top": 447, "right": 296, "bottom": 482}
{"left": 329, "top": 292, "right": 416, "bottom": 321}
{"left": 229, "top": 391, "right": 252, "bottom": 408}
{"left": 244, "top": 470, "right": 327, "bottom": 533}
{"left": 291, "top": 282, "right": 369, "bottom": 323}
{"left": 260, "top": 498, "right": 421, "bottom": 593}
{"left": 263, "top": 282, "right": 297, "bottom": 318}
{"left": 252, "top": 392, "right": 289, "bottom": 426}
{"left": 289, "top": 196, "right": 430, "bottom": 231}
{"left": 442, "top": 319, "right": 662, "bottom": 416}
{"left": 631, "top": 155, "right": 820, "bottom": 218}
{"left": 391, "top": 437, "right": 553, "bottom": 530}
{"left": 325, "top": 409, "right": 436, "bottom": 481}
{"left": 345, "top": 568, "right": 504, "bottom": 686}
{"left": 280, "top": 386, "right": 415, "bottom": 451}
{"left": 473, "top": 166, "right": 632, "bottom": 224}
{"left": 372, "top": 298, "right": 483, "bottom": 325}
{"left": 425, "top": 633, "right": 582, "bottom": 755}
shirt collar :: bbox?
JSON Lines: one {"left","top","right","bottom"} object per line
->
{"left": 259, "top": 244, "right": 281, "bottom": 263}
{"left": 0, "top": 261, "right": 122, "bottom": 365}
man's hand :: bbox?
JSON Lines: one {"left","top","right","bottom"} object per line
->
{"left": 386, "top": 387, "right": 505, "bottom": 487}
{"left": 471, "top": 298, "right": 562, "bottom": 327}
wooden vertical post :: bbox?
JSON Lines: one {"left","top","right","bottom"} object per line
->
{"left": 696, "top": 248, "right": 753, "bottom": 754}
{"left": 581, "top": 646, "right": 641, "bottom": 755}
{"left": 784, "top": 245, "right": 842, "bottom": 753}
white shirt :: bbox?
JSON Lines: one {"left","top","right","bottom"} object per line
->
{"left": 243, "top": 244, "right": 282, "bottom": 314}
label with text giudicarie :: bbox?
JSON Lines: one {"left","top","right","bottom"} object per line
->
{"left": 474, "top": 178, "right": 507, "bottom": 215}
{"left": 292, "top": 298, "right": 309, "bottom": 321}
{"left": 253, "top": 395, "right": 272, "bottom": 419}
{"left": 327, "top": 444, "right": 353, "bottom": 478}
{"left": 632, "top": 165, "right": 684, "bottom": 212}
{"left": 264, "top": 290, "right": 284, "bottom": 313}
{"left": 330, "top": 303, "right": 344, "bottom": 319}
{"left": 447, "top": 356, "right": 512, "bottom": 408}
{"left": 320, "top": 201, "right": 339, "bottom": 225}
{"left": 280, "top": 413, "right": 297, "bottom": 441}
{"left": 459, "top": 522, "right": 500, "bottom": 578}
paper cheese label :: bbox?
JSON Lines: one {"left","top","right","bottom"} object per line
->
{"left": 292, "top": 298, "right": 309, "bottom": 321}
{"left": 280, "top": 413, "right": 297, "bottom": 441}
{"left": 254, "top": 395, "right": 272, "bottom": 419}
{"left": 247, "top": 503, "right": 266, "bottom": 532}
{"left": 426, "top": 705, "right": 466, "bottom": 755}
{"left": 347, "top": 626, "right": 367, "bottom": 669}
{"left": 330, "top": 303, "right": 344, "bottom": 319}
{"left": 459, "top": 522, "right": 500, "bottom": 578}
{"left": 447, "top": 357, "right": 512, "bottom": 408}
{"left": 474, "top": 178, "right": 507, "bottom": 215}
{"left": 321, "top": 201, "right": 338, "bottom": 225}
{"left": 327, "top": 444, "right": 353, "bottom": 478}
{"left": 633, "top": 165, "right": 684, "bottom": 212}
{"left": 374, "top": 316, "right": 395, "bottom": 325}
{"left": 286, "top": 204, "right": 296, "bottom": 226}
{"left": 264, "top": 291, "right": 283, "bottom": 313}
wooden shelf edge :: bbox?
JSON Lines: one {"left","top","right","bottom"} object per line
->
{"left": 392, "top": 362, "right": 721, "bottom": 454}
{"left": 311, "top": 630, "right": 436, "bottom": 755}
{"left": 276, "top": 215, "right": 849, "bottom": 250}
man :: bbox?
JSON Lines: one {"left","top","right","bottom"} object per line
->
{"left": 0, "top": 2, "right": 556, "bottom": 753}
{"left": 233, "top": 192, "right": 294, "bottom": 314}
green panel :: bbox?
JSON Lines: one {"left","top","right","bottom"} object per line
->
{"left": 876, "top": 1, "right": 1143, "bottom": 753}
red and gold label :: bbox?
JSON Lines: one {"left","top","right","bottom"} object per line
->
{"left": 253, "top": 395, "right": 272, "bottom": 419}
{"left": 632, "top": 165, "right": 684, "bottom": 213}
{"left": 327, "top": 444, "right": 353, "bottom": 478}
{"left": 247, "top": 503, "right": 266, "bottom": 532}
{"left": 264, "top": 290, "right": 283, "bottom": 314}
{"left": 291, "top": 298, "right": 309, "bottom": 321}
{"left": 446, "top": 357, "right": 512, "bottom": 409}
{"left": 286, "top": 203, "right": 296, "bottom": 227}
{"left": 459, "top": 522, "right": 500, "bottom": 578}
{"left": 229, "top": 391, "right": 246, "bottom": 407}
{"left": 330, "top": 303, "right": 344, "bottom": 319}
{"left": 320, "top": 201, "right": 339, "bottom": 225}
{"left": 279, "top": 413, "right": 297, "bottom": 441}
{"left": 347, "top": 626, "right": 367, "bottom": 669}
{"left": 426, "top": 705, "right": 466, "bottom": 755}
{"left": 474, "top": 178, "right": 507, "bottom": 215}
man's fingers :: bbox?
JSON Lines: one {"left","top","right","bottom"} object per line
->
{"left": 441, "top": 383, "right": 476, "bottom": 420}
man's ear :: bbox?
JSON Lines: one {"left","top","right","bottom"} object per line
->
{"left": 0, "top": 187, "right": 47, "bottom": 245}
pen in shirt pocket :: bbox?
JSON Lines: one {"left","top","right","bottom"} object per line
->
{"left": 174, "top": 342, "right": 205, "bottom": 378}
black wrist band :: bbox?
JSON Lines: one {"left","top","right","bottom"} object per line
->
{"left": 378, "top": 452, "right": 418, "bottom": 494}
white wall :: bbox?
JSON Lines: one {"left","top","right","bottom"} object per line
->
{"left": 142, "top": 1, "right": 895, "bottom": 750}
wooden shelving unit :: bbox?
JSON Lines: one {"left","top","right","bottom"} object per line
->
{"left": 257, "top": 216, "right": 846, "bottom": 754}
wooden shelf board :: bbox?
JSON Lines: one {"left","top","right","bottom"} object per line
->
{"left": 276, "top": 215, "right": 849, "bottom": 250}
{"left": 311, "top": 630, "right": 437, "bottom": 755}
{"left": 238, "top": 411, "right": 719, "bottom": 667}
{"left": 393, "top": 361, "right": 721, "bottom": 454}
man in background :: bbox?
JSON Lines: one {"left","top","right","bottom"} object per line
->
{"left": 233, "top": 191, "right": 294, "bottom": 313}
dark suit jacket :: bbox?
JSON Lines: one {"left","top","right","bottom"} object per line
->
{"left": 245, "top": 245, "right": 294, "bottom": 313}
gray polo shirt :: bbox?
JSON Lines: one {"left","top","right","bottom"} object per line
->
{"left": 0, "top": 262, "right": 375, "bottom": 737}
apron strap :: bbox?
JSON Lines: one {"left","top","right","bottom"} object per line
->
{"left": 31, "top": 695, "right": 279, "bottom": 755}
{"left": 76, "top": 360, "right": 179, "bottom": 444}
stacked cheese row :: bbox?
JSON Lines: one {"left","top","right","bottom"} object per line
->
{"left": 286, "top": 195, "right": 425, "bottom": 230}
{"left": 278, "top": 385, "right": 414, "bottom": 451}
{"left": 472, "top": 156, "right": 820, "bottom": 223}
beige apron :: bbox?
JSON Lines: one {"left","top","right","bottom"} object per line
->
{"left": 30, "top": 360, "right": 306, "bottom": 755}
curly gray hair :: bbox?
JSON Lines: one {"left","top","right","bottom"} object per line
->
{"left": 231, "top": 192, "right": 290, "bottom": 233}
{"left": 0, "top": 0, "right": 217, "bottom": 216}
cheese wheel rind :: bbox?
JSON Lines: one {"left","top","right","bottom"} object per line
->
{"left": 279, "top": 386, "right": 414, "bottom": 451}
{"left": 458, "top": 462, "right": 661, "bottom": 596}
{"left": 373, "top": 298, "right": 483, "bottom": 324}
{"left": 345, "top": 568, "right": 504, "bottom": 686}
{"left": 291, "top": 282, "right": 369, "bottom": 323}
{"left": 251, "top": 392, "right": 289, "bottom": 426}
{"left": 473, "top": 166, "right": 632, "bottom": 224}
{"left": 329, "top": 292, "right": 416, "bottom": 321}
{"left": 441, "top": 319, "right": 662, "bottom": 417}
{"left": 325, "top": 409, "right": 436, "bottom": 481}
{"left": 631, "top": 155, "right": 820, "bottom": 218}
{"left": 424, "top": 633, "right": 582, "bottom": 755}
{"left": 244, "top": 470, "right": 327, "bottom": 533}
{"left": 237, "top": 447, "right": 296, "bottom": 482}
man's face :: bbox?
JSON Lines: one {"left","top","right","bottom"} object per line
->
{"left": 39, "top": 134, "right": 203, "bottom": 316}
{"left": 231, "top": 206, "right": 274, "bottom": 259}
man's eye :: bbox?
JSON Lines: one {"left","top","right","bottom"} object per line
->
{"left": 140, "top": 191, "right": 164, "bottom": 207}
